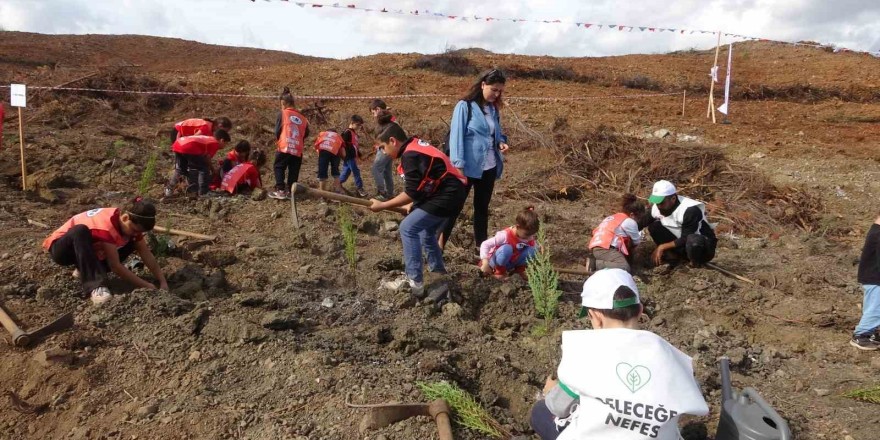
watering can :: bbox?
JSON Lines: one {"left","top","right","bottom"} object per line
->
{"left": 715, "top": 357, "right": 791, "bottom": 440}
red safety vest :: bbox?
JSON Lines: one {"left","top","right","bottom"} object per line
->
{"left": 396, "top": 138, "right": 468, "bottom": 193}
{"left": 220, "top": 163, "right": 262, "bottom": 194}
{"left": 314, "top": 131, "right": 344, "bottom": 156}
{"left": 277, "top": 108, "right": 308, "bottom": 156}
{"left": 489, "top": 227, "right": 537, "bottom": 264}
{"left": 588, "top": 213, "right": 632, "bottom": 256}
{"left": 344, "top": 128, "right": 360, "bottom": 156}
{"left": 172, "top": 135, "right": 221, "bottom": 157}
{"left": 42, "top": 208, "right": 137, "bottom": 260}
{"left": 174, "top": 118, "right": 213, "bottom": 139}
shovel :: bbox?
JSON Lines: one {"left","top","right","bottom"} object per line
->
{"left": 0, "top": 304, "right": 74, "bottom": 347}
{"left": 290, "top": 183, "right": 408, "bottom": 228}
{"left": 357, "top": 399, "right": 453, "bottom": 440}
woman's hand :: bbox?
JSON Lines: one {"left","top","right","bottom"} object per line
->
{"left": 498, "top": 142, "right": 510, "bottom": 153}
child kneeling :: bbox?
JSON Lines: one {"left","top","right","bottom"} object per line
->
{"left": 480, "top": 207, "right": 540, "bottom": 279}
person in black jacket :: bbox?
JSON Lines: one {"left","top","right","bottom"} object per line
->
{"left": 369, "top": 123, "right": 468, "bottom": 297}
{"left": 851, "top": 214, "right": 880, "bottom": 350}
{"left": 638, "top": 180, "right": 716, "bottom": 267}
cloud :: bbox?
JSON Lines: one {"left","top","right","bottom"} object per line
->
{"left": 1, "top": 0, "right": 878, "bottom": 58}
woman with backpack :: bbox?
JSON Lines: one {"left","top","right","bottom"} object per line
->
{"left": 443, "top": 68, "right": 510, "bottom": 251}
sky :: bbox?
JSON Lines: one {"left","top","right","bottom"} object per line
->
{"left": 0, "top": 0, "right": 878, "bottom": 59}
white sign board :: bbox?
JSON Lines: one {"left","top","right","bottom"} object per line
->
{"left": 10, "top": 84, "right": 26, "bottom": 108}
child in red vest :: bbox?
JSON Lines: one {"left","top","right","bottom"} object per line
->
{"left": 220, "top": 149, "right": 266, "bottom": 195}
{"left": 164, "top": 130, "right": 229, "bottom": 197}
{"left": 42, "top": 198, "right": 168, "bottom": 305}
{"left": 314, "top": 130, "right": 347, "bottom": 193}
{"left": 587, "top": 193, "right": 645, "bottom": 273}
{"left": 270, "top": 88, "right": 310, "bottom": 200}
{"left": 339, "top": 115, "right": 367, "bottom": 197}
{"left": 479, "top": 207, "right": 540, "bottom": 279}
{"left": 169, "top": 116, "right": 231, "bottom": 143}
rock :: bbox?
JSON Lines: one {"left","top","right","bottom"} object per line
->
{"left": 298, "top": 265, "right": 312, "bottom": 275}
{"left": 22, "top": 252, "right": 34, "bottom": 260}
{"left": 204, "top": 269, "right": 227, "bottom": 292}
{"left": 498, "top": 283, "right": 515, "bottom": 297}
{"left": 321, "top": 297, "right": 335, "bottom": 308}
{"left": 270, "top": 211, "right": 282, "bottom": 220}
{"left": 237, "top": 292, "right": 267, "bottom": 307}
{"left": 358, "top": 219, "right": 380, "bottom": 235}
{"left": 188, "top": 351, "right": 202, "bottom": 361}
{"left": 813, "top": 388, "right": 830, "bottom": 397}
{"left": 749, "top": 152, "right": 767, "bottom": 159}
{"left": 135, "top": 403, "right": 159, "bottom": 419}
{"left": 426, "top": 282, "right": 450, "bottom": 304}
{"left": 382, "top": 221, "right": 399, "bottom": 232}
{"left": 375, "top": 257, "right": 404, "bottom": 271}
{"left": 33, "top": 348, "right": 74, "bottom": 367}
{"left": 677, "top": 134, "right": 698, "bottom": 142}
{"left": 727, "top": 347, "right": 748, "bottom": 368}
{"left": 442, "top": 303, "right": 463, "bottom": 318}
{"left": 251, "top": 188, "right": 267, "bottom": 201}
{"left": 177, "top": 305, "right": 210, "bottom": 336}
{"left": 871, "top": 357, "right": 880, "bottom": 370}
{"left": 261, "top": 311, "right": 299, "bottom": 330}
{"left": 36, "top": 285, "right": 59, "bottom": 301}
{"left": 653, "top": 129, "right": 671, "bottom": 138}
{"left": 235, "top": 241, "right": 249, "bottom": 249}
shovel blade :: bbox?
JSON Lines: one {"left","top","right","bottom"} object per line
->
{"left": 27, "top": 312, "right": 74, "bottom": 343}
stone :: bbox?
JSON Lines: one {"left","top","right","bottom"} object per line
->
{"left": 498, "top": 283, "right": 515, "bottom": 297}
{"left": 653, "top": 129, "right": 671, "bottom": 138}
{"left": 188, "top": 351, "right": 202, "bottom": 361}
{"left": 36, "top": 285, "right": 59, "bottom": 301}
{"left": 749, "top": 152, "right": 767, "bottom": 159}
{"left": 237, "top": 292, "right": 267, "bottom": 307}
{"left": 870, "top": 357, "right": 880, "bottom": 370}
{"left": 813, "top": 388, "right": 830, "bottom": 397}
{"left": 135, "top": 403, "right": 159, "bottom": 419}
{"left": 382, "top": 221, "right": 399, "bottom": 232}
{"left": 298, "top": 265, "right": 312, "bottom": 275}
{"left": 441, "top": 303, "right": 463, "bottom": 318}
{"left": 251, "top": 188, "right": 267, "bottom": 201}
{"left": 235, "top": 242, "right": 248, "bottom": 249}
{"left": 261, "top": 311, "right": 299, "bottom": 331}
{"left": 321, "top": 298, "right": 335, "bottom": 308}
{"left": 33, "top": 348, "right": 74, "bottom": 367}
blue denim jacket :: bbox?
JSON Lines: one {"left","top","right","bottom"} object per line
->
{"left": 448, "top": 100, "right": 507, "bottom": 180}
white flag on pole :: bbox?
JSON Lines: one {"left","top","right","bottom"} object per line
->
{"left": 717, "top": 44, "right": 733, "bottom": 115}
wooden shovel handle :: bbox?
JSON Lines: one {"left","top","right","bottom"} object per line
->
{"left": 292, "top": 184, "right": 408, "bottom": 215}
{"left": 0, "top": 305, "right": 29, "bottom": 346}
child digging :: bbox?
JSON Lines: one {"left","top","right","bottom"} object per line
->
{"left": 339, "top": 115, "right": 367, "bottom": 197}
{"left": 587, "top": 193, "right": 645, "bottom": 273}
{"left": 314, "top": 129, "right": 347, "bottom": 193}
{"left": 42, "top": 198, "right": 168, "bottom": 305}
{"left": 479, "top": 206, "right": 540, "bottom": 280}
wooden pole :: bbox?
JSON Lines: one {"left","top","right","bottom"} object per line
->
{"left": 682, "top": 90, "right": 687, "bottom": 117}
{"left": 18, "top": 107, "right": 26, "bottom": 191}
{"left": 153, "top": 226, "right": 217, "bottom": 241}
{"left": 706, "top": 31, "right": 722, "bottom": 123}
{"left": 705, "top": 262, "right": 756, "bottom": 285}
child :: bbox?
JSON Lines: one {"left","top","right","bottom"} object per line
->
{"left": 270, "top": 87, "right": 310, "bottom": 200}
{"left": 42, "top": 198, "right": 168, "bottom": 305}
{"left": 369, "top": 124, "right": 468, "bottom": 297}
{"left": 314, "top": 129, "right": 346, "bottom": 193}
{"left": 169, "top": 116, "right": 232, "bottom": 143}
{"left": 851, "top": 213, "right": 880, "bottom": 350}
{"left": 209, "top": 140, "right": 251, "bottom": 190}
{"left": 530, "top": 269, "right": 707, "bottom": 439}
{"left": 370, "top": 100, "right": 397, "bottom": 200}
{"left": 165, "top": 130, "right": 230, "bottom": 197}
{"left": 339, "top": 115, "right": 367, "bottom": 197}
{"left": 587, "top": 193, "right": 646, "bottom": 273}
{"left": 220, "top": 149, "right": 266, "bottom": 195}
{"left": 479, "top": 207, "right": 540, "bottom": 279}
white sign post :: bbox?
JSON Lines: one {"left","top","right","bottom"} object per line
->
{"left": 10, "top": 84, "right": 27, "bottom": 191}
{"left": 717, "top": 43, "right": 733, "bottom": 123}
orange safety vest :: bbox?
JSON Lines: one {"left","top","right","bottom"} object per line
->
{"left": 588, "top": 213, "right": 632, "bottom": 256}
{"left": 277, "top": 108, "right": 308, "bottom": 156}
{"left": 172, "top": 135, "right": 221, "bottom": 157}
{"left": 314, "top": 131, "right": 344, "bottom": 156}
{"left": 488, "top": 227, "right": 537, "bottom": 264}
{"left": 175, "top": 118, "right": 213, "bottom": 139}
{"left": 42, "top": 208, "right": 135, "bottom": 260}
{"left": 220, "top": 163, "right": 262, "bottom": 194}
{"left": 396, "top": 138, "right": 468, "bottom": 193}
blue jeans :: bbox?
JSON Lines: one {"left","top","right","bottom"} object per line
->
{"left": 529, "top": 400, "right": 565, "bottom": 440}
{"left": 399, "top": 208, "right": 448, "bottom": 284}
{"left": 371, "top": 149, "right": 394, "bottom": 195}
{"left": 855, "top": 284, "right": 880, "bottom": 335}
{"left": 489, "top": 244, "right": 536, "bottom": 272}
{"left": 340, "top": 157, "right": 363, "bottom": 189}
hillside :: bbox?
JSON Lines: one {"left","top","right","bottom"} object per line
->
{"left": 0, "top": 32, "right": 879, "bottom": 440}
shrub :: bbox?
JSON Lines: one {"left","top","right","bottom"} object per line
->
{"left": 620, "top": 75, "right": 663, "bottom": 91}
{"left": 505, "top": 65, "right": 596, "bottom": 83}
{"left": 410, "top": 52, "right": 479, "bottom": 76}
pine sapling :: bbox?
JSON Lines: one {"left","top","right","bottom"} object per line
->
{"left": 138, "top": 150, "right": 159, "bottom": 197}
{"left": 525, "top": 223, "right": 561, "bottom": 335}
{"left": 338, "top": 205, "right": 357, "bottom": 271}
{"left": 417, "top": 381, "right": 509, "bottom": 439}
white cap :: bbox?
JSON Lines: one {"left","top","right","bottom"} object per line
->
{"left": 648, "top": 180, "right": 677, "bottom": 204}
{"left": 581, "top": 269, "right": 641, "bottom": 309}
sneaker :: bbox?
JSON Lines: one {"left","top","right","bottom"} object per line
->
{"left": 268, "top": 190, "right": 289, "bottom": 200}
{"left": 374, "top": 194, "right": 388, "bottom": 202}
{"left": 90, "top": 287, "right": 112, "bottom": 306}
{"left": 381, "top": 277, "right": 410, "bottom": 291}
{"left": 356, "top": 188, "right": 368, "bottom": 198}
{"left": 849, "top": 334, "right": 880, "bottom": 351}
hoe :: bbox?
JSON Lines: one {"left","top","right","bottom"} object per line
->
{"left": 290, "top": 183, "right": 408, "bottom": 228}
{"left": 0, "top": 303, "right": 73, "bottom": 347}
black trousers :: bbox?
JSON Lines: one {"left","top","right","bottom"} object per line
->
{"left": 529, "top": 400, "right": 564, "bottom": 440}
{"left": 168, "top": 152, "right": 210, "bottom": 195}
{"left": 647, "top": 221, "right": 716, "bottom": 265}
{"left": 48, "top": 225, "right": 135, "bottom": 295}
{"left": 274, "top": 152, "right": 303, "bottom": 190}
{"left": 442, "top": 166, "right": 497, "bottom": 248}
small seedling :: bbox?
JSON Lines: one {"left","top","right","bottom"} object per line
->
{"left": 138, "top": 150, "right": 159, "bottom": 197}
{"left": 843, "top": 386, "right": 880, "bottom": 405}
{"left": 525, "top": 223, "right": 561, "bottom": 336}
{"left": 417, "top": 381, "right": 507, "bottom": 439}
{"left": 337, "top": 205, "right": 357, "bottom": 271}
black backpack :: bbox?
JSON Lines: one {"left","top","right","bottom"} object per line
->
{"left": 442, "top": 100, "right": 472, "bottom": 156}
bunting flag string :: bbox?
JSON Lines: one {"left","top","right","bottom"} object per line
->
{"left": 251, "top": 0, "right": 880, "bottom": 57}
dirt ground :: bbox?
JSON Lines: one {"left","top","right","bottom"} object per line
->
{"left": 1, "top": 31, "right": 879, "bottom": 439}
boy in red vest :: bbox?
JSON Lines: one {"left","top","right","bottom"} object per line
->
{"left": 369, "top": 124, "right": 468, "bottom": 297}
{"left": 165, "top": 130, "right": 230, "bottom": 197}
{"left": 270, "top": 88, "right": 310, "bottom": 200}
{"left": 339, "top": 115, "right": 367, "bottom": 197}
{"left": 587, "top": 194, "right": 645, "bottom": 273}
{"left": 220, "top": 149, "right": 266, "bottom": 195}
{"left": 169, "top": 116, "right": 231, "bottom": 143}
{"left": 314, "top": 130, "right": 346, "bottom": 193}
{"left": 479, "top": 207, "right": 540, "bottom": 279}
